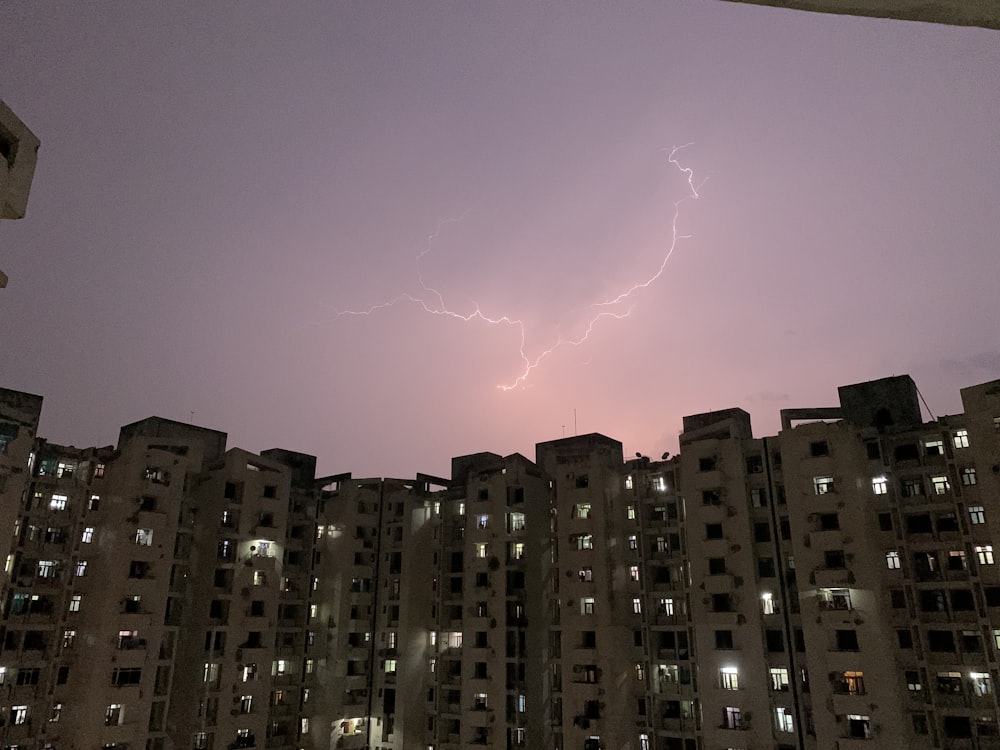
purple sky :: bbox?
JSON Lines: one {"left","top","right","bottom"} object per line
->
{"left": 2, "top": 3, "right": 998, "bottom": 479}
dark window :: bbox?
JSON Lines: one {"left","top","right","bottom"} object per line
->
{"left": 715, "top": 630, "right": 734, "bottom": 649}
{"left": 927, "top": 630, "right": 956, "bottom": 652}
{"left": 263, "top": 484, "right": 277, "bottom": 499}
{"left": 890, "top": 589, "right": 907, "bottom": 608}
{"left": 478, "top": 488, "right": 489, "bottom": 500}
{"left": 57, "top": 666, "right": 70, "bottom": 684}
{"left": 754, "top": 523, "right": 771, "bottom": 542}
{"left": 895, "top": 443, "right": 920, "bottom": 461}
{"left": 702, "top": 490, "right": 721, "bottom": 505}
{"left": 746, "top": 456, "right": 763, "bottom": 474}
{"left": 906, "top": 514, "right": 933, "bottom": 534}
{"left": 224, "top": 482, "right": 238, "bottom": 499}
{"left": 765, "top": 630, "right": 784, "bottom": 652}
{"left": 865, "top": 441, "right": 881, "bottom": 460}
{"left": 779, "top": 517, "right": 791, "bottom": 539}
{"left": 708, "top": 558, "right": 726, "bottom": 575}
{"left": 897, "top": 629, "right": 913, "bottom": 648}
{"left": 757, "top": 558, "right": 776, "bottom": 578}
{"left": 985, "top": 587, "right": 1000, "bottom": 607}
{"left": 582, "top": 631, "right": 596, "bottom": 648}
{"left": 835, "top": 630, "right": 859, "bottom": 651}
{"left": 919, "top": 590, "right": 946, "bottom": 612}
{"left": 705, "top": 524, "right": 723, "bottom": 540}
{"left": 944, "top": 716, "right": 973, "bottom": 739}
{"left": 824, "top": 550, "right": 846, "bottom": 568}
{"left": 810, "top": 441, "right": 829, "bottom": 457}
{"left": 475, "top": 572, "right": 488, "bottom": 587}
{"left": 575, "top": 475, "right": 589, "bottom": 489}
{"left": 818, "top": 513, "right": 839, "bottom": 531}
{"left": 711, "top": 594, "right": 732, "bottom": 612}
{"left": 699, "top": 457, "right": 716, "bottom": 472}
{"left": 878, "top": 513, "right": 893, "bottom": 531}
{"left": 250, "top": 600, "right": 265, "bottom": 617}
{"left": 937, "top": 513, "right": 959, "bottom": 533}
{"left": 950, "top": 589, "right": 975, "bottom": 611}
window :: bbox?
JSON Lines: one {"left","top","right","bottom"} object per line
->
{"left": 931, "top": 475, "right": 950, "bottom": 495}
{"left": 509, "top": 512, "right": 525, "bottom": 531}
{"left": 49, "top": 494, "right": 68, "bottom": 510}
{"left": 635, "top": 663, "right": 644, "bottom": 680}
{"left": 628, "top": 535, "right": 638, "bottom": 550}
{"left": 925, "top": 439, "right": 945, "bottom": 456}
{"left": 954, "top": 429, "right": 970, "bottom": 449}
{"left": 970, "top": 506, "right": 986, "bottom": 524}
{"left": 971, "top": 672, "right": 992, "bottom": 696}
{"left": 577, "top": 535, "right": 593, "bottom": 551}
{"left": 625, "top": 475, "right": 633, "bottom": 490}
{"left": 769, "top": 667, "right": 790, "bottom": 691}
{"left": 961, "top": 467, "right": 977, "bottom": 486}
{"left": 871, "top": 476, "right": 888, "bottom": 495}
{"left": 902, "top": 478, "right": 924, "bottom": 497}
{"left": 709, "top": 557, "right": 727, "bottom": 575}
{"left": 761, "top": 592, "right": 777, "bottom": 615}
{"left": 626, "top": 505, "right": 636, "bottom": 520}
{"left": 659, "top": 598, "right": 675, "bottom": 615}
{"left": 38, "top": 559, "right": 56, "bottom": 577}
{"left": 818, "top": 513, "right": 840, "bottom": 531}
{"left": 886, "top": 551, "right": 901, "bottom": 569}
{"left": 581, "top": 597, "right": 595, "bottom": 615}
{"left": 81, "top": 526, "right": 94, "bottom": 543}
{"left": 75, "top": 560, "right": 87, "bottom": 577}
{"left": 629, "top": 565, "right": 640, "bottom": 582}
{"left": 844, "top": 671, "right": 865, "bottom": 695}
{"left": 825, "top": 549, "right": 846, "bottom": 568}
{"left": 509, "top": 542, "right": 524, "bottom": 560}
{"left": 631, "top": 598, "right": 642, "bottom": 614}
{"left": 819, "top": 588, "right": 852, "bottom": 610}
{"left": 12, "top": 705, "right": 28, "bottom": 725}
{"left": 715, "top": 630, "right": 734, "bottom": 649}
{"left": 977, "top": 546, "right": 995, "bottom": 565}
{"left": 720, "top": 667, "right": 739, "bottom": 690}
{"left": 475, "top": 543, "right": 489, "bottom": 558}
{"left": 62, "top": 629, "right": 76, "bottom": 648}
{"left": 847, "top": 714, "right": 872, "bottom": 739}
{"left": 813, "top": 476, "right": 834, "bottom": 495}
{"left": 135, "top": 528, "right": 153, "bottom": 546}
{"left": 705, "top": 524, "right": 723, "bottom": 540}
{"left": 835, "top": 630, "right": 859, "bottom": 651}
{"left": 105, "top": 703, "right": 125, "bottom": 726}
{"left": 723, "top": 706, "right": 742, "bottom": 730}
{"left": 699, "top": 457, "right": 716, "bottom": 471}
{"left": 810, "top": 440, "right": 829, "bottom": 457}
{"left": 69, "top": 594, "right": 81, "bottom": 612}
{"left": 579, "top": 567, "right": 593, "bottom": 582}
{"left": 574, "top": 504, "right": 592, "bottom": 519}
{"left": 775, "top": 707, "right": 794, "bottom": 733}
{"left": 49, "top": 701, "right": 62, "bottom": 722}
{"left": 476, "top": 514, "right": 489, "bottom": 529}
{"left": 112, "top": 667, "right": 142, "bottom": 686}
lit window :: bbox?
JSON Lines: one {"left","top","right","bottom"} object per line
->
{"left": 886, "top": 551, "right": 901, "bottom": 569}
{"left": 871, "top": 477, "right": 888, "bottom": 495}
{"left": 579, "top": 567, "right": 593, "bottom": 582}
{"left": 384, "top": 659, "right": 397, "bottom": 674}
{"left": 761, "top": 592, "right": 777, "bottom": 615}
{"left": 639, "top": 734, "right": 649, "bottom": 750}
{"left": 723, "top": 706, "right": 742, "bottom": 730}
{"left": 240, "top": 694, "right": 253, "bottom": 713}
{"left": 846, "top": 715, "right": 871, "bottom": 739}
{"left": 626, "top": 504, "right": 636, "bottom": 520}
{"left": 925, "top": 439, "right": 945, "bottom": 456}
{"left": 518, "top": 694, "right": 526, "bottom": 712}
{"left": 628, "top": 535, "right": 638, "bottom": 550}
{"left": 49, "top": 701, "right": 62, "bottom": 722}
{"left": 954, "top": 429, "right": 970, "bottom": 449}
{"left": 970, "top": 506, "right": 986, "bottom": 525}
{"left": 253, "top": 571, "right": 266, "bottom": 586}
{"left": 775, "top": 706, "right": 794, "bottom": 733}
{"left": 769, "top": 667, "right": 790, "bottom": 691}
{"left": 844, "top": 671, "right": 865, "bottom": 695}
{"left": 62, "top": 629, "right": 76, "bottom": 648}
{"left": 94, "top": 462, "right": 106, "bottom": 478}
{"left": 961, "top": 468, "right": 977, "bottom": 486}
{"left": 660, "top": 598, "right": 675, "bottom": 616}
{"left": 631, "top": 598, "right": 642, "bottom": 614}
{"left": 509, "top": 512, "right": 525, "bottom": 531}
{"left": 476, "top": 514, "right": 489, "bottom": 529}
{"left": 49, "top": 494, "right": 67, "bottom": 510}
{"left": 652, "top": 476, "right": 666, "bottom": 492}
{"left": 475, "top": 543, "right": 489, "bottom": 558}
{"left": 203, "top": 663, "right": 220, "bottom": 683}
{"left": 629, "top": 565, "right": 640, "bottom": 582}
{"left": 38, "top": 559, "right": 56, "bottom": 578}
{"left": 510, "top": 542, "right": 524, "bottom": 560}
{"left": 581, "top": 597, "right": 596, "bottom": 615}
{"left": 976, "top": 546, "right": 995, "bottom": 565}
{"left": 931, "top": 475, "right": 950, "bottom": 495}
{"left": 813, "top": 476, "right": 834, "bottom": 495}
{"left": 105, "top": 703, "right": 124, "bottom": 726}
{"left": 625, "top": 475, "right": 633, "bottom": 490}
{"left": 135, "top": 528, "right": 153, "bottom": 546}
{"left": 242, "top": 663, "right": 257, "bottom": 682}
{"left": 971, "top": 672, "right": 992, "bottom": 696}
{"left": 720, "top": 667, "right": 739, "bottom": 690}
{"left": 577, "top": 535, "right": 593, "bottom": 551}
{"left": 13, "top": 705, "right": 28, "bottom": 725}
{"left": 819, "top": 588, "right": 852, "bottom": 610}
{"left": 473, "top": 692, "right": 488, "bottom": 710}
{"left": 75, "top": 561, "right": 87, "bottom": 577}
{"left": 574, "top": 503, "right": 592, "bottom": 519}
{"left": 81, "top": 526, "right": 94, "bottom": 543}
{"left": 906, "top": 670, "right": 922, "bottom": 691}
{"left": 635, "top": 663, "right": 644, "bottom": 680}
{"left": 69, "top": 594, "right": 81, "bottom": 612}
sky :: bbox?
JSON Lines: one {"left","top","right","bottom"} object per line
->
{"left": 2, "top": 2, "right": 998, "bottom": 479}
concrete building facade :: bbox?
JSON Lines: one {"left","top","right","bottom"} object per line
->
{"left": 0, "top": 374, "right": 999, "bottom": 749}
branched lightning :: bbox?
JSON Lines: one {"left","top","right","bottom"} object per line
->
{"left": 333, "top": 144, "right": 703, "bottom": 390}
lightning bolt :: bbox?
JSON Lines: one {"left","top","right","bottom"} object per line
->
{"left": 333, "top": 144, "right": 704, "bottom": 390}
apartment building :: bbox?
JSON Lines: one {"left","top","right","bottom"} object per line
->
{"left": 0, "top": 374, "right": 998, "bottom": 750}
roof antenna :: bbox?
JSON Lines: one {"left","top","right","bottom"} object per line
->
{"left": 574, "top": 408, "right": 578, "bottom": 436}
{"left": 914, "top": 385, "right": 936, "bottom": 422}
